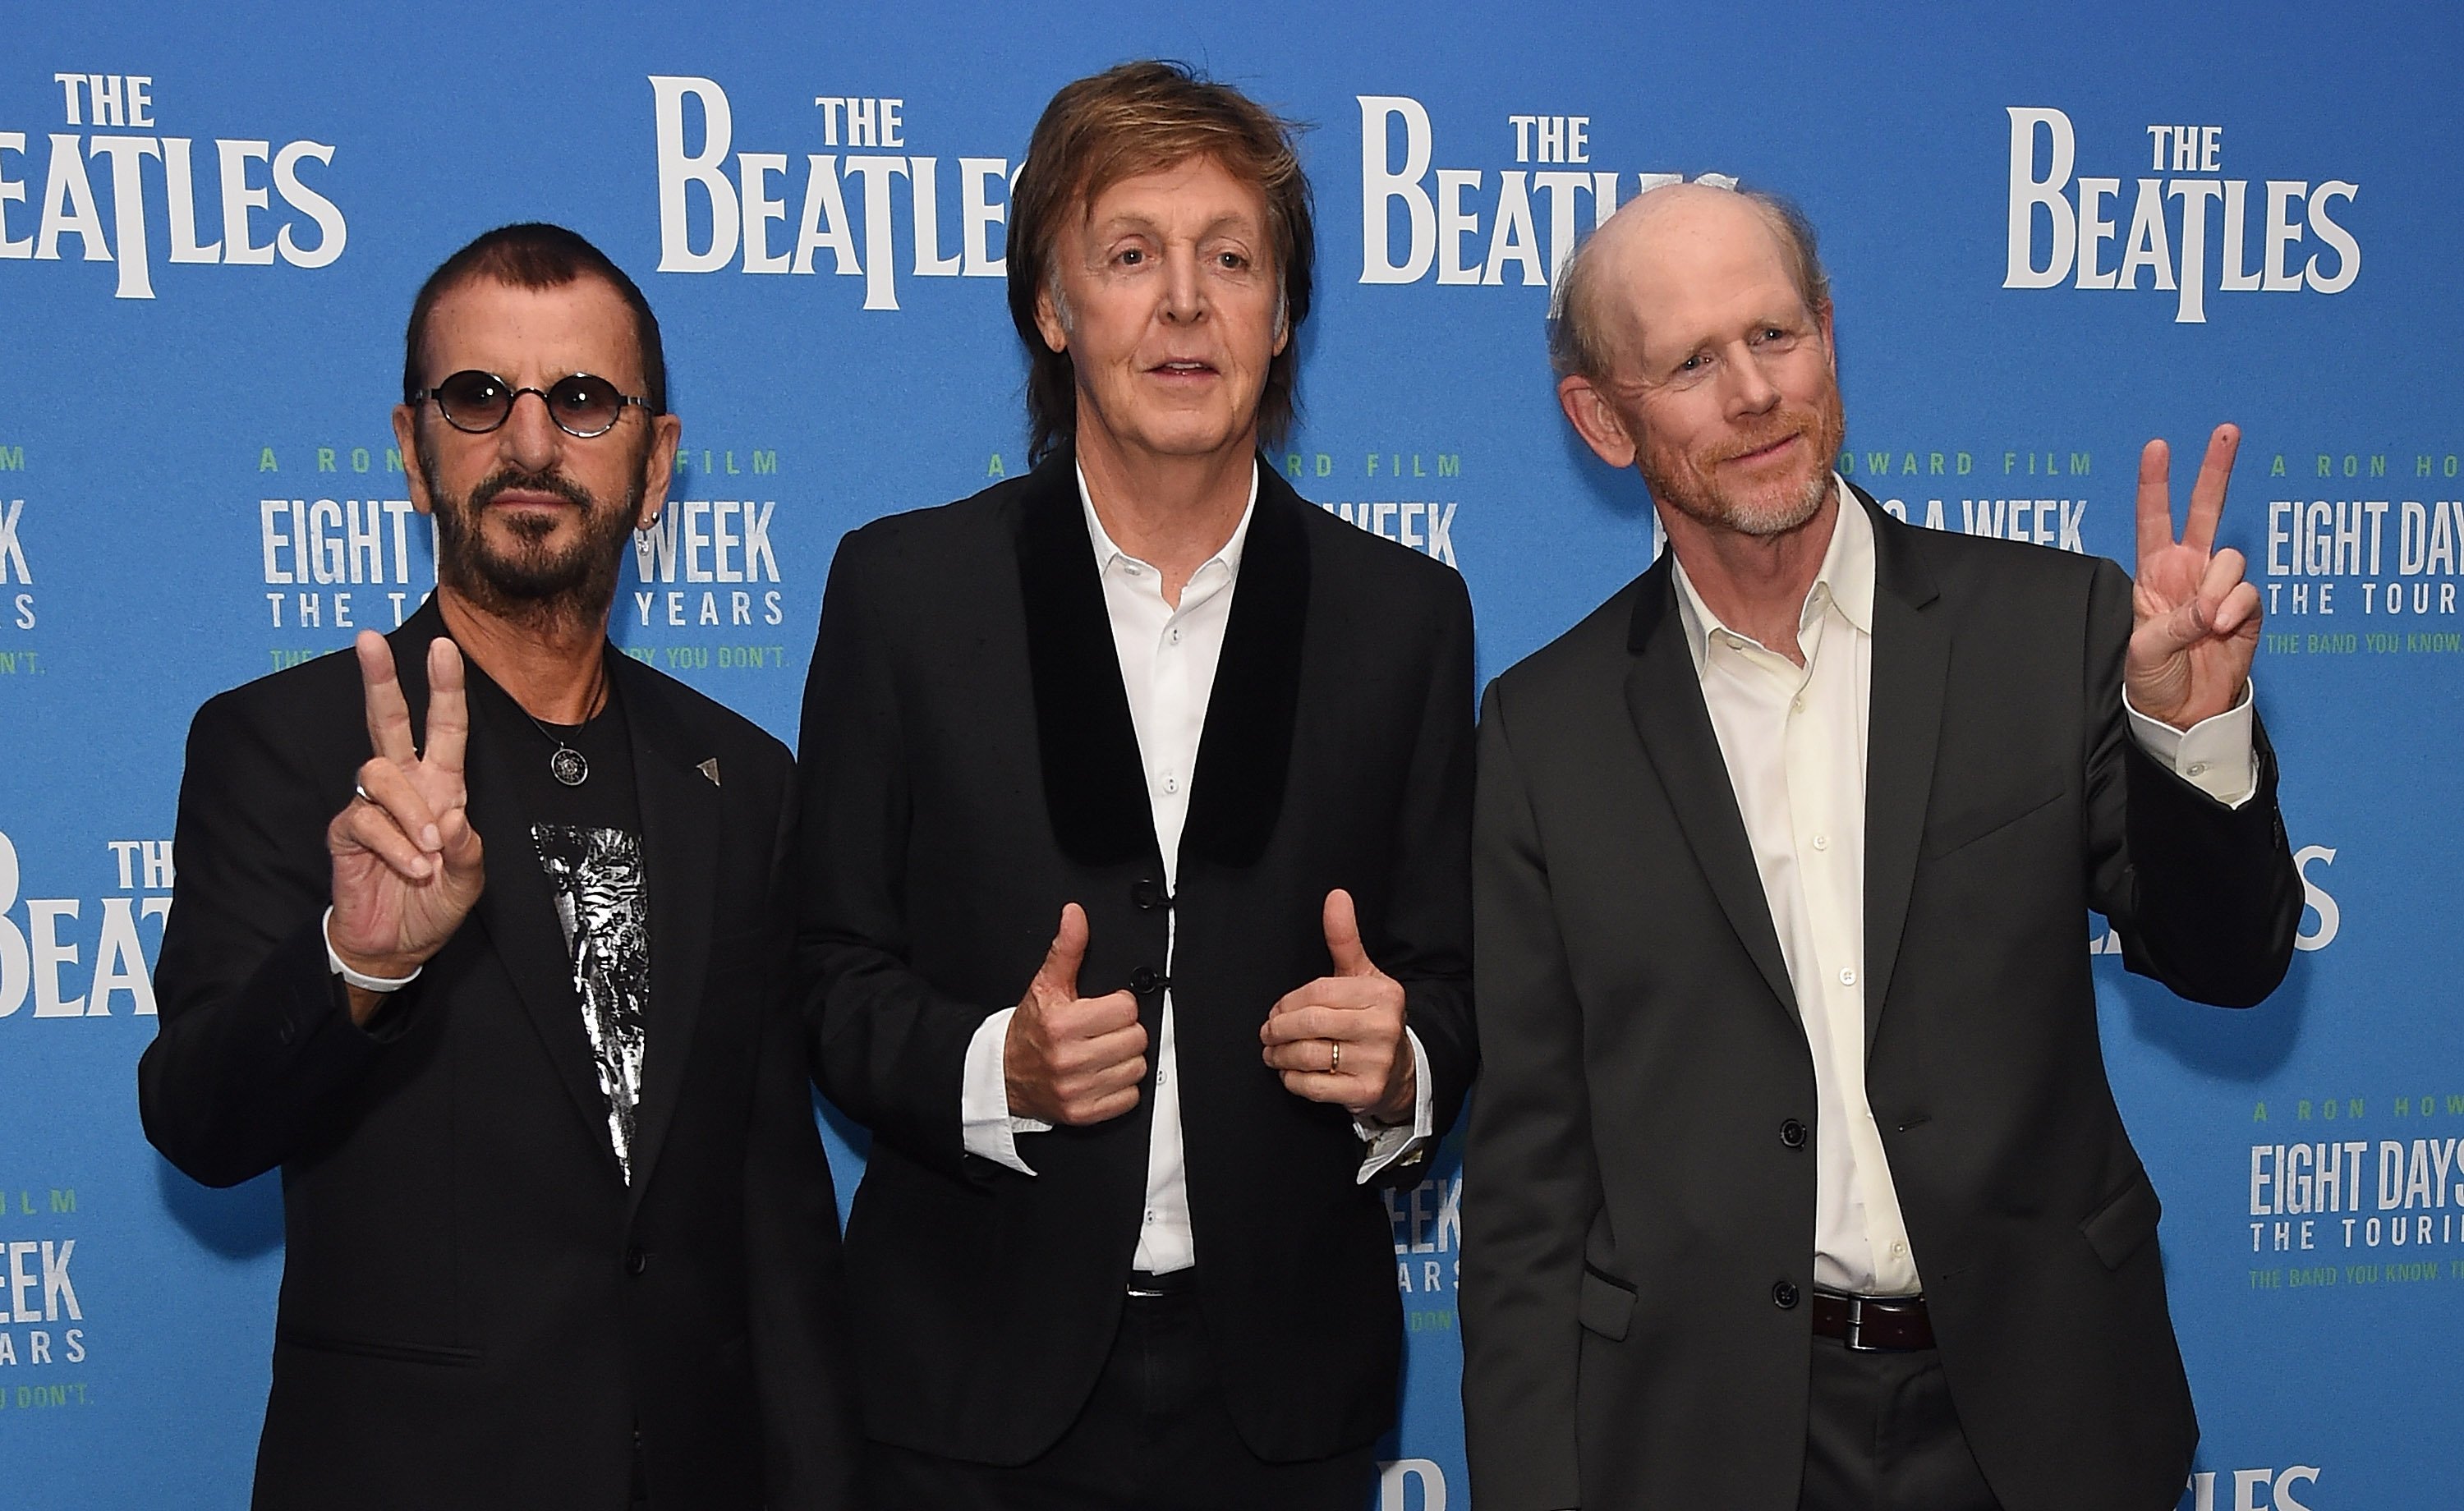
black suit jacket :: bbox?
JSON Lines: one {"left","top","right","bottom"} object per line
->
{"left": 140, "top": 598, "right": 857, "bottom": 1511}
{"left": 796, "top": 449, "right": 1476, "bottom": 1464}
{"left": 1460, "top": 491, "right": 2301, "bottom": 1511}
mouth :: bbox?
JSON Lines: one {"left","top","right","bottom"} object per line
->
{"left": 1147, "top": 359, "right": 1220, "bottom": 380}
{"left": 483, "top": 489, "right": 579, "bottom": 512}
{"left": 1721, "top": 432, "right": 1804, "bottom": 469}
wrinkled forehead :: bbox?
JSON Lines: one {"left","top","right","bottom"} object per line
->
{"left": 1603, "top": 198, "right": 1809, "bottom": 364}
{"left": 1073, "top": 151, "right": 1271, "bottom": 235}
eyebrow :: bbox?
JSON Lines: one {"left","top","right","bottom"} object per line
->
{"left": 1089, "top": 209, "right": 1261, "bottom": 240}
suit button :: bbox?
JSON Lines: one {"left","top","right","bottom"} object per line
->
{"left": 1131, "top": 879, "right": 1172, "bottom": 912}
{"left": 1779, "top": 1118, "right": 1808, "bottom": 1150}
{"left": 1129, "top": 966, "right": 1168, "bottom": 994}
{"left": 1772, "top": 1280, "right": 1800, "bottom": 1310}
{"left": 625, "top": 1247, "right": 650, "bottom": 1277}
{"left": 274, "top": 1018, "right": 297, "bottom": 1046}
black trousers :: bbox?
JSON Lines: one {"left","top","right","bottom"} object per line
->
{"left": 1798, "top": 1333, "right": 2003, "bottom": 1511}
{"left": 864, "top": 1284, "right": 1378, "bottom": 1511}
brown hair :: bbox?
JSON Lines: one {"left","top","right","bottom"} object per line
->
{"left": 1548, "top": 185, "right": 1831, "bottom": 382}
{"left": 402, "top": 223, "right": 668, "bottom": 414}
{"left": 1007, "top": 61, "right": 1315, "bottom": 463}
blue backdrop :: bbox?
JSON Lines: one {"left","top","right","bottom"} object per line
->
{"left": 2, "top": 5, "right": 2453, "bottom": 1507}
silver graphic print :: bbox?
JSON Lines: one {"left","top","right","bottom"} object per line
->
{"left": 532, "top": 824, "right": 651, "bottom": 1182}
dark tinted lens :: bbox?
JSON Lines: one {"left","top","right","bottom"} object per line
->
{"left": 547, "top": 374, "right": 623, "bottom": 435}
{"left": 434, "top": 370, "right": 511, "bottom": 431}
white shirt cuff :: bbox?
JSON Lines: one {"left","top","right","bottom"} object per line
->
{"left": 962, "top": 1006, "right": 1049, "bottom": 1174}
{"left": 2124, "top": 682, "right": 2258, "bottom": 808}
{"left": 323, "top": 907, "right": 421, "bottom": 993}
{"left": 1353, "top": 1028, "right": 1436, "bottom": 1183}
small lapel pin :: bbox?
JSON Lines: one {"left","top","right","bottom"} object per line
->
{"left": 697, "top": 757, "right": 721, "bottom": 787}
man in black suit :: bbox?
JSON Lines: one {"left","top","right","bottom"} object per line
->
{"left": 140, "top": 223, "right": 857, "bottom": 1510}
{"left": 797, "top": 61, "right": 1476, "bottom": 1509}
{"left": 1460, "top": 183, "right": 2301, "bottom": 1511}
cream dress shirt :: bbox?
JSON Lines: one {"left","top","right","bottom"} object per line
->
{"left": 1670, "top": 480, "right": 2255, "bottom": 1294}
{"left": 957, "top": 464, "right": 1433, "bottom": 1274}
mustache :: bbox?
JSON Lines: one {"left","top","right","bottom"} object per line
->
{"left": 470, "top": 466, "right": 595, "bottom": 510}
{"left": 1703, "top": 416, "right": 1814, "bottom": 467}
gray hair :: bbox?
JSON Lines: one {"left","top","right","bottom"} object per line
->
{"left": 1546, "top": 184, "right": 1832, "bottom": 382}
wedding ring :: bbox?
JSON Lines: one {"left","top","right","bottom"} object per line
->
{"left": 352, "top": 782, "right": 373, "bottom": 803}
{"left": 1330, "top": 1040, "right": 1341, "bottom": 1076}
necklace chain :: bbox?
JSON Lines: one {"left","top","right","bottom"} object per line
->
{"left": 520, "top": 665, "right": 607, "bottom": 788}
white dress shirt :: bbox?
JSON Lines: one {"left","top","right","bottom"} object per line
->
{"left": 1670, "top": 480, "right": 2256, "bottom": 1295}
{"left": 958, "top": 463, "right": 1433, "bottom": 1274}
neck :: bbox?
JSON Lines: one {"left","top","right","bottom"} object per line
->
{"left": 1073, "top": 427, "right": 1255, "bottom": 607}
{"left": 1661, "top": 488, "right": 1841, "bottom": 665}
{"left": 435, "top": 587, "right": 609, "bottom": 723}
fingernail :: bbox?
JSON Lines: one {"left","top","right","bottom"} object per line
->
{"left": 422, "top": 824, "right": 442, "bottom": 850}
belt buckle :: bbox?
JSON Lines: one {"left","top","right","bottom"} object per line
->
{"left": 1841, "top": 1295, "right": 1880, "bottom": 1353}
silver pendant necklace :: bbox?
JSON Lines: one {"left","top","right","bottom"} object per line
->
{"left": 522, "top": 673, "right": 605, "bottom": 788}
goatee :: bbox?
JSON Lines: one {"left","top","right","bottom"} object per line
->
{"left": 421, "top": 441, "right": 641, "bottom": 635}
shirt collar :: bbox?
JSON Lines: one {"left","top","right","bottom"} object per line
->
{"left": 1076, "top": 459, "right": 1260, "bottom": 583}
{"left": 1671, "top": 475, "right": 1876, "bottom": 675}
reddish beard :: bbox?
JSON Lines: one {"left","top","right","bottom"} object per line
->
{"left": 1639, "top": 387, "right": 1847, "bottom": 540}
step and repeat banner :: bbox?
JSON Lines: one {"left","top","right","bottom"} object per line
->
{"left": 2, "top": 3, "right": 2455, "bottom": 1506}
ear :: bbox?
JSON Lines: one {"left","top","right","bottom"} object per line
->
{"left": 1558, "top": 374, "right": 1639, "bottom": 470}
{"left": 638, "top": 413, "right": 683, "bottom": 531}
{"left": 390, "top": 404, "right": 434, "bottom": 517}
{"left": 1033, "top": 280, "right": 1070, "bottom": 356}
{"left": 1816, "top": 301, "right": 1837, "bottom": 375}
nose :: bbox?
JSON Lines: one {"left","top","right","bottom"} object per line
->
{"left": 1722, "top": 345, "right": 1781, "bottom": 418}
{"left": 1159, "top": 245, "right": 1204, "bottom": 324}
{"left": 497, "top": 388, "right": 562, "bottom": 473}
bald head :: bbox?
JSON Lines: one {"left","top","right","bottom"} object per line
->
{"left": 1550, "top": 182, "right": 1832, "bottom": 383}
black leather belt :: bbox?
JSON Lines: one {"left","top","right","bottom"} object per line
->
{"left": 1811, "top": 1290, "right": 1934, "bottom": 1351}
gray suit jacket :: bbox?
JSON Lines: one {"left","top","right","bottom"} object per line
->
{"left": 1460, "top": 490, "right": 2300, "bottom": 1511}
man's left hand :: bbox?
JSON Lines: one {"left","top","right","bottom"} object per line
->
{"left": 2129, "top": 422, "right": 2259, "bottom": 728}
{"left": 1261, "top": 889, "right": 1415, "bottom": 1124}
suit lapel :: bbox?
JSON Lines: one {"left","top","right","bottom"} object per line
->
{"left": 1182, "top": 466, "right": 1310, "bottom": 869}
{"left": 613, "top": 659, "right": 720, "bottom": 1206}
{"left": 1016, "top": 448, "right": 1160, "bottom": 868}
{"left": 457, "top": 672, "right": 623, "bottom": 1180}
{"left": 1624, "top": 564, "right": 1800, "bottom": 1022}
{"left": 1858, "top": 490, "right": 1948, "bottom": 1052}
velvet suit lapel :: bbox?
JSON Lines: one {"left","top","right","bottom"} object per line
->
{"left": 1856, "top": 488, "right": 1948, "bottom": 1054}
{"left": 1182, "top": 466, "right": 1309, "bottom": 869}
{"left": 1016, "top": 449, "right": 1311, "bottom": 872}
{"left": 1624, "top": 563, "right": 1800, "bottom": 1024}
{"left": 1016, "top": 451, "right": 1159, "bottom": 869}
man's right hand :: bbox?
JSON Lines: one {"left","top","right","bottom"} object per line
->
{"left": 1004, "top": 903, "right": 1147, "bottom": 1126}
{"left": 324, "top": 632, "right": 485, "bottom": 1026}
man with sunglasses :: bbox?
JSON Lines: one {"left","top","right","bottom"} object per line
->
{"left": 140, "top": 223, "right": 858, "bottom": 1510}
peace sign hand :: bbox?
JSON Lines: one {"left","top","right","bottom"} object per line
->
{"left": 324, "top": 633, "right": 485, "bottom": 1021}
{"left": 2128, "top": 424, "right": 2260, "bottom": 729}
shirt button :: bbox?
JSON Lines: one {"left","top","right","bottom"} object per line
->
{"left": 1169, "top": 627, "right": 1183, "bottom": 644}
{"left": 1892, "top": 1241, "right": 1908, "bottom": 1256}
{"left": 1163, "top": 774, "right": 1179, "bottom": 795}
{"left": 1791, "top": 696, "right": 1805, "bottom": 714}
{"left": 1812, "top": 834, "right": 1829, "bottom": 852}
{"left": 1144, "top": 1209, "right": 1156, "bottom": 1225}
{"left": 1838, "top": 968, "right": 1857, "bottom": 986}
{"left": 2188, "top": 761, "right": 2209, "bottom": 776}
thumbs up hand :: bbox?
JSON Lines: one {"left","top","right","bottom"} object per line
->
{"left": 1004, "top": 903, "right": 1148, "bottom": 1126}
{"left": 1262, "top": 889, "right": 1415, "bottom": 1123}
